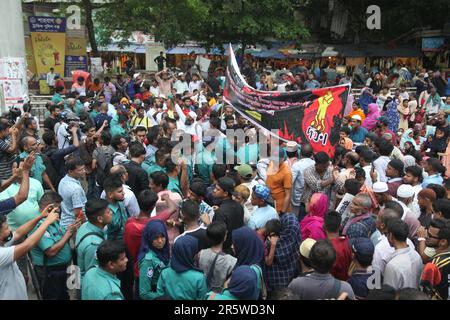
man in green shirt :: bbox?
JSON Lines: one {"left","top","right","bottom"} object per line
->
{"left": 19, "top": 136, "right": 56, "bottom": 192}
{"left": 75, "top": 199, "right": 111, "bottom": 280}
{"left": 142, "top": 149, "right": 167, "bottom": 176}
{"left": 103, "top": 174, "right": 133, "bottom": 299}
{"left": 82, "top": 240, "right": 127, "bottom": 300}
{"left": 51, "top": 86, "right": 65, "bottom": 108}
{"left": 30, "top": 192, "right": 82, "bottom": 300}
{"left": 110, "top": 115, "right": 129, "bottom": 138}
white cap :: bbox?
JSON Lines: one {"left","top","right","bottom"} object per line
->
{"left": 373, "top": 182, "right": 388, "bottom": 193}
{"left": 133, "top": 73, "right": 140, "bottom": 79}
{"left": 158, "top": 94, "right": 167, "bottom": 100}
{"left": 397, "top": 184, "right": 415, "bottom": 198}
{"left": 286, "top": 141, "right": 297, "bottom": 153}
{"left": 83, "top": 102, "right": 90, "bottom": 108}
{"left": 299, "top": 238, "right": 316, "bottom": 259}
{"left": 178, "top": 72, "right": 184, "bottom": 77}
{"left": 351, "top": 114, "right": 362, "bottom": 121}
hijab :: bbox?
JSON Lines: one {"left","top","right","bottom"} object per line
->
{"left": 384, "top": 99, "right": 400, "bottom": 133}
{"left": 228, "top": 266, "right": 259, "bottom": 300}
{"left": 232, "top": 226, "right": 264, "bottom": 268}
{"left": 137, "top": 220, "right": 170, "bottom": 265}
{"left": 308, "top": 193, "right": 329, "bottom": 218}
{"left": 400, "top": 129, "right": 418, "bottom": 151}
{"left": 170, "top": 235, "right": 202, "bottom": 273}
{"left": 362, "top": 103, "right": 381, "bottom": 131}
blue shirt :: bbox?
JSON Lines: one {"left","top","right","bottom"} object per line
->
{"left": 349, "top": 126, "right": 368, "bottom": 143}
{"left": 291, "top": 158, "right": 315, "bottom": 207}
{"left": 248, "top": 205, "right": 279, "bottom": 230}
{"left": 304, "top": 80, "right": 320, "bottom": 90}
{"left": 58, "top": 175, "right": 87, "bottom": 228}
{"left": 422, "top": 174, "right": 444, "bottom": 188}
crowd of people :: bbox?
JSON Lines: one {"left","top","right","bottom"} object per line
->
{"left": 0, "top": 61, "right": 449, "bottom": 301}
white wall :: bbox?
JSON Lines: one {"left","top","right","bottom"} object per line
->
{"left": 145, "top": 43, "right": 165, "bottom": 71}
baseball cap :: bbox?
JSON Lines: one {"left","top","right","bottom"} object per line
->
{"left": 373, "top": 182, "right": 388, "bottom": 193}
{"left": 377, "top": 116, "right": 389, "bottom": 126}
{"left": 178, "top": 72, "right": 184, "bottom": 77}
{"left": 351, "top": 114, "right": 362, "bottom": 121}
{"left": 299, "top": 238, "right": 316, "bottom": 259}
{"left": 351, "top": 237, "right": 374, "bottom": 259}
{"left": 234, "top": 164, "right": 253, "bottom": 178}
{"left": 217, "top": 177, "right": 236, "bottom": 196}
{"left": 286, "top": 141, "right": 298, "bottom": 153}
{"left": 116, "top": 104, "right": 128, "bottom": 113}
{"left": 252, "top": 185, "right": 271, "bottom": 202}
{"left": 397, "top": 184, "right": 415, "bottom": 198}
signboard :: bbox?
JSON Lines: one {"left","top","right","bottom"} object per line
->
{"left": 66, "top": 37, "right": 87, "bottom": 56}
{"left": 64, "top": 55, "right": 88, "bottom": 77}
{"left": 28, "top": 16, "right": 66, "bottom": 77}
{"left": 422, "top": 37, "right": 445, "bottom": 52}
{"left": 336, "top": 193, "right": 355, "bottom": 227}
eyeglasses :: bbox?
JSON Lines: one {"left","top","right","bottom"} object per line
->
{"left": 427, "top": 230, "right": 441, "bottom": 240}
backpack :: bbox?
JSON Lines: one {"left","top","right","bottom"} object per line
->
{"left": 95, "top": 147, "right": 114, "bottom": 188}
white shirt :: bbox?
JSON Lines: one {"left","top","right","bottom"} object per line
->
{"left": 0, "top": 234, "right": 28, "bottom": 300}
{"left": 173, "top": 80, "right": 189, "bottom": 95}
{"left": 57, "top": 122, "right": 70, "bottom": 149}
{"left": 372, "top": 235, "right": 415, "bottom": 276}
{"left": 101, "top": 184, "right": 139, "bottom": 218}
{"left": 291, "top": 158, "right": 316, "bottom": 207}
{"left": 189, "top": 80, "right": 203, "bottom": 93}
{"left": 383, "top": 246, "right": 423, "bottom": 290}
{"left": 46, "top": 72, "right": 56, "bottom": 86}
{"left": 174, "top": 104, "right": 202, "bottom": 139}
{"left": 373, "top": 156, "right": 390, "bottom": 183}
{"left": 150, "top": 86, "right": 160, "bottom": 97}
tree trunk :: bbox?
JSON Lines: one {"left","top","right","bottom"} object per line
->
{"left": 82, "top": 0, "right": 99, "bottom": 57}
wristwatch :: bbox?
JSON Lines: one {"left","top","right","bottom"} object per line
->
{"left": 417, "top": 237, "right": 426, "bottom": 242}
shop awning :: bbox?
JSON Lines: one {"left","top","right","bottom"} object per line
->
{"left": 87, "top": 43, "right": 145, "bottom": 53}
{"left": 166, "top": 46, "right": 206, "bottom": 54}
{"left": 252, "top": 49, "right": 286, "bottom": 59}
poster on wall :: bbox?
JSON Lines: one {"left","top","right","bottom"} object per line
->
{"left": 28, "top": 16, "right": 66, "bottom": 77}
{"left": 0, "top": 58, "right": 28, "bottom": 110}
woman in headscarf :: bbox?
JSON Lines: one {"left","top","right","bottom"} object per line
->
{"left": 400, "top": 128, "right": 418, "bottom": 151}
{"left": 265, "top": 213, "right": 301, "bottom": 292}
{"left": 232, "top": 227, "right": 265, "bottom": 299}
{"left": 397, "top": 99, "right": 410, "bottom": 131}
{"left": 206, "top": 266, "right": 259, "bottom": 300}
{"left": 339, "top": 137, "right": 353, "bottom": 151}
{"left": 138, "top": 220, "right": 170, "bottom": 300}
{"left": 155, "top": 235, "right": 207, "bottom": 300}
{"left": 299, "top": 193, "right": 328, "bottom": 240}
{"left": 383, "top": 98, "right": 400, "bottom": 133}
{"left": 362, "top": 103, "right": 381, "bottom": 131}
{"left": 358, "top": 87, "right": 375, "bottom": 115}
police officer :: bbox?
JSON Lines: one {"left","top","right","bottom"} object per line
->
{"left": 31, "top": 192, "right": 82, "bottom": 300}
{"left": 82, "top": 240, "right": 128, "bottom": 300}
{"left": 75, "top": 199, "right": 111, "bottom": 280}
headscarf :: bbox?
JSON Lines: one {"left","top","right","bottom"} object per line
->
{"left": 342, "top": 137, "right": 353, "bottom": 151}
{"left": 137, "top": 220, "right": 170, "bottom": 265}
{"left": 308, "top": 193, "right": 329, "bottom": 218}
{"left": 170, "top": 235, "right": 201, "bottom": 273}
{"left": 400, "top": 129, "right": 418, "bottom": 151}
{"left": 232, "top": 227, "right": 264, "bottom": 267}
{"left": 228, "top": 266, "right": 259, "bottom": 300}
{"left": 358, "top": 87, "right": 374, "bottom": 115}
{"left": 384, "top": 99, "right": 400, "bottom": 133}
{"left": 362, "top": 103, "right": 381, "bottom": 131}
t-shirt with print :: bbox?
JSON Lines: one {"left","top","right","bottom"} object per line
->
{"left": 0, "top": 136, "right": 15, "bottom": 181}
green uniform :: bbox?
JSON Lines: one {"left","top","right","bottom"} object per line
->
{"left": 75, "top": 222, "right": 106, "bottom": 278}
{"left": 138, "top": 251, "right": 167, "bottom": 300}
{"left": 195, "top": 146, "right": 214, "bottom": 185}
{"left": 168, "top": 176, "right": 182, "bottom": 196}
{"left": 236, "top": 143, "right": 259, "bottom": 164}
{"left": 75, "top": 100, "right": 84, "bottom": 116}
{"left": 82, "top": 266, "right": 124, "bottom": 300}
{"left": 206, "top": 289, "right": 239, "bottom": 300}
{"left": 30, "top": 221, "right": 71, "bottom": 266}
{"left": 89, "top": 110, "right": 99, "bottom": 121}
{"left": 19, "top": 151, "right": 46, "bottom": 185}
{"left": 156, "top": 267, "right": 207, "bottom": 300}
{"left": 110, "top": 123, "right": 126, "bottom": 137}
{"left": 107, "top": 202, "right": 128, "bottom": 240}
{"left": 143, "top": 162, "right": 166, "bottom": 176}
{"left": 51, "top": 93, "right": 63, "bottom": 105}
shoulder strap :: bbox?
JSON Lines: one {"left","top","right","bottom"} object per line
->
{"left": 76, "top": 232, "right": 105, "bottom": 250}
{"left": 208, "top": 292, "right": 217, "bottom": 300}
{"left": 327, "top": 278, "right": 342, "bottom": 299}
{"left": 206, "top": 253, "right": 220, "bottom": 289}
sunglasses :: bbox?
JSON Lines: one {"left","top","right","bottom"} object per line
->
{"left": 427, "top": 230, "right": 441, "bottom": 240}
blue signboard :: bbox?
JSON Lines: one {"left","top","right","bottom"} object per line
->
{"left": 28, "top": 16, "right": 66, "bottom": 33}
{"left": 422, "top": 37, "right": 445, "bottom": 51}
{"left": 64, "top": 56, "right": 87, "bottom": 77}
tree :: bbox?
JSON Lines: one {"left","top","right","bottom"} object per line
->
{"left": 94, "top": 0, "right": 310, "bottom": 50}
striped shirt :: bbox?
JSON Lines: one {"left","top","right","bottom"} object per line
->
{"left": 0, "top": 137, "right": 15, "bottom": 181}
